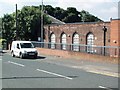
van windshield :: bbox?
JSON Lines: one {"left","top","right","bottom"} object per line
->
{"left": 20, "top": 43, "right": 34, "bottom": 48}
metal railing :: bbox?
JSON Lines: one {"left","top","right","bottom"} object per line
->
{"left": 32, "top": 41, "right": 120, "bottom": 56}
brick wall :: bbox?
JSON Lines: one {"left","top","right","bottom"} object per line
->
{"left": 37, "top": 48, "right": 118, "bottom": 63}
{"left": 110, "top": 19, "right": 120, "bottom": 57}
{"left": 45, "top": 22, "right": 110, "bottom": 47}
{"left": 44, "top": 20, "right": 120, "bottom": 58}
{"left": 110, "top": 19, "right": 120, "bottom": 46}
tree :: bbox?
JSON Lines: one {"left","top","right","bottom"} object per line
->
{"left": 44, "top": 5, "right": 55, "bottom": 16}
{"left": 62, "top": 7, "right": 81, "bottom": 23}
{"left": 2, "top": 14, "right": 15, "bottom": 49}
{"left": 53, "top": 7, "right": 65, "bottom": 21}
{"left": 63, "top": 13, "right": 81, "bottom": 23}
{"left": 80, "top": 10, "right": 102, "bottom": 22}
{"left": 66, "top": 7, "right": 79, "bottom": 15}
{"left": 44, "top": 6, "right": 102, "bottom": 23}
{"left": 2, "top": 5, "right": 102, "bottom": 46}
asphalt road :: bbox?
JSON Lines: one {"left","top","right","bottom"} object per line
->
{"left": 0, "top": 51, "right": 119, "bottom": 89}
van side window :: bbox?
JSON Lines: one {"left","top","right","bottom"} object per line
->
{"left": 13, "top": 45, "right": 15, "bottom": 49}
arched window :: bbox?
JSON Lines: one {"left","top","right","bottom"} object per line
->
{"left": 87, "top": 33, "right": 94, "bottom": 53}
{"left": 61, "top": 33, "right": 67, "bottom": 50}
{"left": 50, "top": 33, "right": 56, "bottom": 49}
{"left": 73, "top": 33, "right": 79, "bottom": 51}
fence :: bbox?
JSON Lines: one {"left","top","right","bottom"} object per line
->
{"left": 32, "top": 41, "right": 120, "bottom": 57}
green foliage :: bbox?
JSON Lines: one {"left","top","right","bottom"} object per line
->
{"left": 80, "top": 10, "right": 102, "bottom": 22}
{"left": 44, "top": 6, "right": 102, "bottom": 23}
{"left": 63, "top": 13, "right": 81, "bottom": 23}
{"left": 2, "top": 5, "right": 102, "bottom": 44}
{"left": 2, "top": 14, "right": 15, "bottom": 43}
{"left": 2, "top": 5, "right": 52, "bottom": 42}
{"left": 0, "top": 39, "right": 6, "bottom": 49}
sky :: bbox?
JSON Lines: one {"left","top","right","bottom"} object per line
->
{"left": 0, "top": 0, "right": 119, "bottom": 21}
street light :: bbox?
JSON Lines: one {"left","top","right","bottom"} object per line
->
{"left": 102, "top": 26, "right": 107, "bottom": 56}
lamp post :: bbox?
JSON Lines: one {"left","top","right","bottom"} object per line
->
{"left": 102, "top": 26, "right": 107, "bottom": 56}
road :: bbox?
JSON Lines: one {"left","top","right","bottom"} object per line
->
{"left": 0, "top": 51, "right": 119, "bottom": 89}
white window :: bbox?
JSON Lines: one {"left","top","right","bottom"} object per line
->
{"left": 73, "top": 33, "right": 79, "bottom": 51}
{"left": 50, "top": 33, "right": 56, "bottom": 49}
{"left": 61, "top": 33, "right": 67, "bottom": 50}
{"left": 87, "top": 33, "right": 94, "bottom": 53}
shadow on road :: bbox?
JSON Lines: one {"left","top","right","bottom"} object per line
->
{"left": 18, "top": 55, "right": 46, "bottom": 60}
{"left": 37, "top": 56, "right": 46, "bottom": 59}
{"left": 1, "top": 76, "right": 78, "bottom": 80}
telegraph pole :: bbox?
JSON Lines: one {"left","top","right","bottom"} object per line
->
{"left": 16, "top": 4, "right": 18, "bottom": 40}
{"left": 41, "top": 0, "right": 43, "bottom": 43}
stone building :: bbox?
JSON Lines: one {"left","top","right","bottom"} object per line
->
{"left": 43, "top": 19, "right": 120, "bottom": 57}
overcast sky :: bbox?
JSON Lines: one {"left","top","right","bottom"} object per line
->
{"left": 0, "top": 0, "right": 119, "bottom": 21}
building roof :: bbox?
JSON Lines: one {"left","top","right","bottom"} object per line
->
{"left": 46, "top": 14, "right": 65, "bottom": 25}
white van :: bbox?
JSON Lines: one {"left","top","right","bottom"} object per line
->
{"left": 11, "top": 41, "right": 38, "bottom": 59}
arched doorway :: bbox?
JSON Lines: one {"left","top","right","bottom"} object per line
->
{"left": 87, "top": 33, "right": 94, "bottom": 53}
{"left": 61, "top": 33, "right": 67, "bottom": 50}
{"left": 73, "top": 33, "right": 79, "bottom": 51}
{"left": 50, "top": 33, "right": 56, "bottom": 49}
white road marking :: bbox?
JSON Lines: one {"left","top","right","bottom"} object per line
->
{"left": 99, "top": 86, "right": 113, "bottom": 90}
{"left": 0, "top": 59, "right": 2, "bottom": 61}
{"left": 8, "top": 61, "right": 25, "bottom": 67}
{"left": 36, "top": 69, "right": 73, "bottom": 80}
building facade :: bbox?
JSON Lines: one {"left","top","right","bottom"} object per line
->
{"left": 44, "top": 19, "right": 120, "bottom": 57}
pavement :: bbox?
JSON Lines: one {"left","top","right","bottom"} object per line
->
{"left": 39, "top": 54, "right": 119, "bottom": 78}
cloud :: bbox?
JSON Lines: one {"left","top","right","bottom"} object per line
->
{"left": 101, "top": 7, "right": 118, "bottom": 14}
{"left": 53, "top": 0, "right": 117, "bottom": 11}
{"left": 99, "top": 6, "right": 118, "bottom": 20}
{"left": 0, "top": 0, "right": 19, "bottom": 5}
{"left": 53, "top": 0, "right": 118, "bottom": 21}
{"left": 53, "top": 0, "right": 96, "bottom": 10}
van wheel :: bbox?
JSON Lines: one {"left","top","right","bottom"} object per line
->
{"left": 20, "top": 53, "right": 23, "bottom": 59}
{"left": 11, "top": 51, "right": 15, "bottom": 57}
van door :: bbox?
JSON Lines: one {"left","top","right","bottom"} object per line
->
{"left": 15, "top": 43, "right": 20, "bottom": 56}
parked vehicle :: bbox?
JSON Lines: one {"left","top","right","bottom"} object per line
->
{"left": 11, "top": 41, "right": 38, "bottom": 59}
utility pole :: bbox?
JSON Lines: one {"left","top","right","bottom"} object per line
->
{"left": 41, "top": 0, "right": 43, "bottom": 43}
{"left": 16, "top": 4, "right": 18, "bottom": 40}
